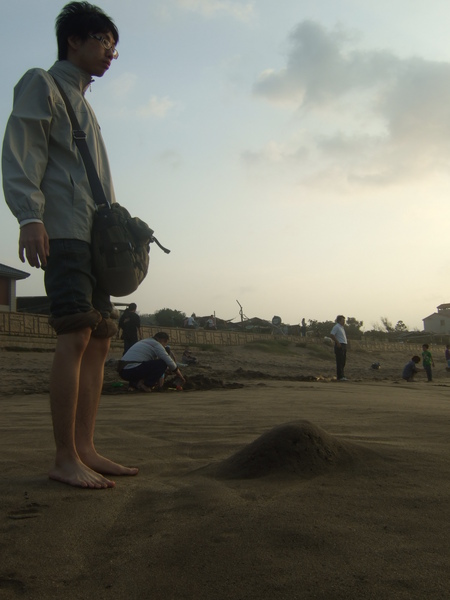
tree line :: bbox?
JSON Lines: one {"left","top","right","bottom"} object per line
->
{"left": 137, "top": 308, "right": 417, "bottom": 340}
{"left": 307, "top": 317, "right": 414, "bottom": 340}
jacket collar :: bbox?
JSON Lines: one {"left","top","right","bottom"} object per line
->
{"left": 48, "top": 60, "right": 93, "bottom": 95}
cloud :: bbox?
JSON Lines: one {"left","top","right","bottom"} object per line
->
{"left": 242, "top": 140, "right": 308, "bottom": 166}
{"left": 253, "top": 21, "right": 395, "bottom": 107}
{"left": 157, "top": 150, "right": 183, "bottom": 169}
{"left": 107, "top": 72, "right": 138, "bottom": 98}
{"left": 137, "top": 95, "right": 177, "bottom": 118}
{"left": 98, "top": 77, "right": 178, "bottom": 120}
{"left": 176, "top": 0, "right": 255, "bottom": 21}
{"left": 249, "top": 20, "right": 450, "bottom": 186}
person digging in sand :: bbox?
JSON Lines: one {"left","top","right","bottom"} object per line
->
{"left": 118, "top": 332, "right": 185, "bottom": 392}
{"left": 402, "top": 355, "right": 421, "bottom": 382}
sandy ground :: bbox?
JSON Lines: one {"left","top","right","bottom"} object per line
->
{"left": 1, "top": 341, "right": 450, "bottom": 599}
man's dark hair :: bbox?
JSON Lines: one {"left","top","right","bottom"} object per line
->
{"left": 128, "top": 303, "right": 137, "bottom": 311}
{"left": 154, "top": 332, "right": 169, "bottom": 342}
{"left": 55, "top": 1, "right": 119, "bottom": 60}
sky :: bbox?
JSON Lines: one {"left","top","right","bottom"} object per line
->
{"left": 2, "top": 0, "right": 450, "bottom": 331}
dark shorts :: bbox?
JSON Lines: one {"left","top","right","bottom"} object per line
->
{"left": 119, "top": 359, "right": 167, "bottom": 388}
{"left": 44, "top": 239, "right": 112, "bottom": 319}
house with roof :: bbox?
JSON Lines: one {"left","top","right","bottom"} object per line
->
{"left": 0, "top": 263, "right": 30, "bottom": 312}
{"left": 422, "top": 304, "right": 450, "bottom": 334}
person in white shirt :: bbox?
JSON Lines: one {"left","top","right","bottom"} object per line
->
{"left": 206, "top": 315, "right": 217, "bottom": 330}
{"left": 185, "top": 314, "right": 198, "bottom": 328}
{"left": 119, "top": 332, "right": 185, "bottom": 392}
{"left": 330, "top": 315, "right": 348, "bottom": 381}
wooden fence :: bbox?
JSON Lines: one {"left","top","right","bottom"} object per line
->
{"left": 0, "top": 311, "right": 434, "bottom": 354}
{"left": 0, "top": 311, "right": 277, "bottom": 350}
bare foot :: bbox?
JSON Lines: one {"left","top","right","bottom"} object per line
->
{"left": 49, "top": 459, "right": 115, "bottom": 489}
{"left": 79, "top": 450, "right": 139, "bottom": 477}
{"left": 137, "top": 379, "right": 153, "bottom": 393}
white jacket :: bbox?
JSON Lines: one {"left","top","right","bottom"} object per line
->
{"left": 2, "top": 60, "right": 116, "bottom": 242}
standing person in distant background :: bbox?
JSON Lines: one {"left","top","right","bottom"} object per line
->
{"left": 445, "top": 345, "right": 450, "bottom": 371}
{"left": 206, "top": 315, "right": 217, "bottom": 330}
{"left": 119, "top": 303, "right": 141, "bottom": 354}
{"left": 184, "top": 313, "right": 198, "bottom": 328}
{"left": 421, "top": 344, "right": 435, "bottom": 382}
{"left": 301, "top": 318, "right": 307, "bottom": 337}
{"left": 330, "top": 315, "right": 348, "bottom": 381}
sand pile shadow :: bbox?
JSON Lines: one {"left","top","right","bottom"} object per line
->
{"left": 205, "top": 420, "right": 365, "bottom": 479}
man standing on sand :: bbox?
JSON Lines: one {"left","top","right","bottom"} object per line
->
{"left": 118, "top": 303, "right": 142, "bottom": 355}
{"left": 2, "top": 2, "right": 138, "bottom": 488}
{"left": 330, "top": 315, "right": 348, "bottom": 381}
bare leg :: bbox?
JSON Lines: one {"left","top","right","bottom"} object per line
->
{"left": 75, "top": 336, "right": 139, "bottom": 477}
{"left": 48, "top": 329, "right": 115, "bottom": 488}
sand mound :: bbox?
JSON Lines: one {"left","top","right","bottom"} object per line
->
{"left": 208, "top": 420, "right": 362, "bottom": 479}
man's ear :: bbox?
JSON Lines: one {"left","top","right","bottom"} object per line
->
{"left": 67, "top": 34, "right": 82, "bottom": 52}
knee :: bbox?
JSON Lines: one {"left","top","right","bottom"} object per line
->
{"left": 91, "top": 317, "right": 118, "bottom": 339}
{"left": 119, "top": 367, "right": 130, "bottom": 381}
{"left": 49, "top": 309, "right": 103, "bottom": 335}
{"left": 49, "top": 310, "right": 118, "bottom": 339}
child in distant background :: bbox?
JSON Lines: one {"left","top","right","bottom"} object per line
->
{"left": 182, "top": 347, "right": 198, "bottom": 365}
{"left": 422, "top": 344, "right": 435, "bottom": 382}
{"left": 402, "top": 356, "right": 421, "bottom": 382}
{"left": 445, "top": 345, "right": 450, "bottom": 371}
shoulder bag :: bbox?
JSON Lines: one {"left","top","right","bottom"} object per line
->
{"left": 51, "top": 76, "right": 170, "bottom": 297}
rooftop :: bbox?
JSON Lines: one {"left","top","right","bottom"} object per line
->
{"left": 0, "top": 263, "right": 30, "bottom": 280}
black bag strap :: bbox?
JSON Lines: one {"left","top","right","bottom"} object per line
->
{"left": 51, "top": 75, "right": 171, "bottom": 255}
{"left": 51, "top": 76, "right": 110, "bottom": 208}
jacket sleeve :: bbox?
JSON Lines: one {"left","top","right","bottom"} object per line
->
{"left": 2, "top": 69, "right": 54, "bottom": 223}
{"left": 154, "top": 342, "right": 177, "bottom": 370}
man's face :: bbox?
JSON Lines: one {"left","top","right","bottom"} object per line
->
{"left": 69, "top": 31, "right": 117, "bottom": 77}
{"left": 338, "top": 317, "right": 346, "bottom": 326}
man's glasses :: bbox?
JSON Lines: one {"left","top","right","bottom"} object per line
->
{"left": 89, "top": 34, "right": 119, "bottom": 59}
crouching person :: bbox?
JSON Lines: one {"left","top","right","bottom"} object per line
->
{"left": 402, "top": 355, "right": 421, "bottom": 382}
{"left": 119, "top": 332, "right": 185, "bottom": 392}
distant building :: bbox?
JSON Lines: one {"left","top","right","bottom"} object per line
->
{"left": 423, "top": 304, "right": 450, "bottom": 334}
{"left": 0, "top": 263, "right": 30, "bottom": 312}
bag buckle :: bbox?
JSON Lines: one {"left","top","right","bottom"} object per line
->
{"left": 73, "top": 130, "right": 87, "bottom": 140}
{"left": 96, "top": 201, "right": 112, "bottom": 211}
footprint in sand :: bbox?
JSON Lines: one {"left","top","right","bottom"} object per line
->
{"left": 8, "top": 493, "right": 48, "bottom": 520}
{"left": 7, "top": 505, "right": 42, "bottom": 520}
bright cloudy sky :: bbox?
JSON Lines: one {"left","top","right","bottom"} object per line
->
{"left": 2, "top": 0, "right": 450, "bottom": 330}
